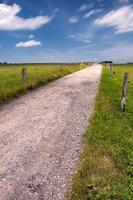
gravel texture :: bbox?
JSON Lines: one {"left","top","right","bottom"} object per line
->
{"left": 0, "top": 64, "right": 102, "bottom": 200}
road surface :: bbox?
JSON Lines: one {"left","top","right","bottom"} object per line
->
{"left": 0, "top": 64, "right": 102, "bottom": 200}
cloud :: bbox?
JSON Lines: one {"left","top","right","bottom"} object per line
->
{"left": 6, "top": 41, "right": 133, "bottom": 63}
{"left": 83, "top": 9, "right": 102, "bottom": 19}
{"left": 69, "top": 16, "right": 79, "bottom": 24}
{"left": 15, "top": 40, "right": 42, "bottom": 47}
{"left": 83, "top": 10, "right": 95, "bottom": 18}
{"left": 36, "top": 42, "right": 133, "bottom": 63}
{"left": 52, "top": 8, "right": 59, "bottom": 14}
{"left": 68, "top": 34, "right": 91, "bottom": 44}
{"left": 82, "top": 39, "right": 91, "bottom": 44}
{"left": 78, "top": 4, "right": 93, "bottom": 12}
{"left": 95, "top": 5, "right": 133, "bottom": 33}
{"left": 69, "top": 35, "right": 77, "bottom": 39}
{"left": 97, "top": 43, "right": 133, "bottom": 62}
{"left": 0, "top": 3, "right": 52, "bottom": 31}
{"left": 78, "top": 4, "right": 89, "bottom": 12}
{"left": 67, "top": 42, "right": 133, "bottom": 62}
{"left": 29, "top": 34, "right": 35, "bottom": 39}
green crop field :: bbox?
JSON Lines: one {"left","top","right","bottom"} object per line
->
{"left": 69, "top": 64, "right": 133, "bottom": 200}
{"left": 0, "top": 63, "right": 89, "bottom": 105}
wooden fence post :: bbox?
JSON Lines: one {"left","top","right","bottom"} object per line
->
{"left": 109, "top": 63, "right": 113, "bottom": 76}
{"left": 60, "top": 65, "right": 63, "bottom": 73}
{"left": 121, "top": 73, "right": 128, "bottom": 112}
{"left": 22, "top": 67, "right": 26, "bottom": 82}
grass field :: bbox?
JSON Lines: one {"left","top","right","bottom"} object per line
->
{"left": 69, "top": 64, "right": 133, "bottom": 200}
{"left": 0, "top": 63, "right": 88, "bottom": 105}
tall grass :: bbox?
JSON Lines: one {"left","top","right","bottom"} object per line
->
{"left": 0, "top": 63, "right": 88, "bottom": 104}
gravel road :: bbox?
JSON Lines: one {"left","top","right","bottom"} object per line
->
{"left": 0, "top": 64, "right": 102, "bottom": 200}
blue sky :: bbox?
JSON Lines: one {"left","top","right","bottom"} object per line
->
{"left": 0, "top": 0, "right": 133, "bottom": 63}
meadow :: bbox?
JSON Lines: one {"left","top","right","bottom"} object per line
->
{"left": 0, "top": 63, "right": 88, "bottom": 104}
{"left": 69, "top": 64, "right": 133, "bottom": 200}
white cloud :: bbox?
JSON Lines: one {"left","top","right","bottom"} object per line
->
{"left": 69, "top": 35, "right": 77, "bottom": 39}
{"left": 39, "top": 10, "right": 44, "bottom": 15}
{"left": 82, "top": 39, "right": 91, "bottom": 44}
{"left": 78, "top": 4, "right": 93, "bottom": 12}
{"left": 68, "top": 34, "right": 91, "bottom": 44}
{"left": 68, "top": 22, "right": 97, "bottom": 44}
{"left": 0, "top": 3, "right": 52, "bottom": 31}
{"left": 97, "top": 43, "right": 133, "bottom": 62}
{"left": 69, "top": 16, "right": 79, "bottom": 24}
{"left": 36, "top": 42, "right": 133, "bottom": 63}
{"left": 15, "top": 40, "right": 42, "bottom": 47}
{"left": 5, "top": 41, "right": 133, "bottom": 63}
{"left": 29, "top": 34, "right": 35, "bottom": 39}
{"left": 52, "top": 8, "right": 59, "bottom": 14}
{"left": 83, "top": 10, "right": 95, "bottom": 18}
{"left": 95, "top": 5, "right": 133, "bottom": 33}
{"left": 83, "top": 9, "right": 102, "bottom": 19}
{"left": 78, "top": 4, "right": 89, "bottom": 12}
{"left": 67, "top": 42, "right": 133, "bottom": 62}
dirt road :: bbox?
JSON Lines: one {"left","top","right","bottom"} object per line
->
{"left": 0, "top": 64, "right": 102, "bottom": 200}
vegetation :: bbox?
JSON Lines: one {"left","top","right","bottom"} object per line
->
{"left": 69, "top": 64, "right": 133, "bottom": 200}
{"left": 0, "top": 63, "right": 88, "bottom": 104}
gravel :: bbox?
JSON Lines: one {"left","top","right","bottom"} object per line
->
{"left": 0, "top": 64, "right": 102, "bottom": 200}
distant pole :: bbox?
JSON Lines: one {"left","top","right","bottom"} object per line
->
{"left": 60, "top": 65, "right": 63, "bottom": 73}
{"left": 121, "top": 73, "right": 128, "bottom": 112}
{"left": 109, "top": 63, "right": 113, "bottom": 76}
{"left": 22, "top": 67, "right": 27, "bottom": 82}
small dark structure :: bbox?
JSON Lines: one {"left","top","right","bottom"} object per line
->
{"left": 100, "top": 61, "right": 113, "bottom": 65}
{"left": 101, "top": 61, "right": 113, "bottom": 75}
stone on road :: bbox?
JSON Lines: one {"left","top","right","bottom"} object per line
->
{"left": 0, "top": 64, "right": 102, "bottom": 200}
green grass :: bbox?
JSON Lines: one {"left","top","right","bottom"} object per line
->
{"left": 0, "top": 63, "right": 88, "bottom": 104}
{"left": 69, "top": 64, "right": 133, "bottom": 200}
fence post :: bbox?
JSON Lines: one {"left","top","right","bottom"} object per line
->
{"left": 22, "top": 67, "right": 26, "bottom": 82}
{"left": 121, "top": 73, "right": 128, "bottom": 112}
{"left": 109, "top": 63, "right": 113, "bottom": 76}
{"left": 60, "top": 65, "right": 63, "bottom": 73}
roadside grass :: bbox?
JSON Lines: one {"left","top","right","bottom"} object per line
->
{"left": 69, "top": 64, "right": 133, "bottom": 200}
{"left": 0, "top": 63, "right": 88, "bottom": 105}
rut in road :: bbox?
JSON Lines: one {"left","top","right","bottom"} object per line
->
{"left": 0, "top": 64, "right": 102, "bottom": 200}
